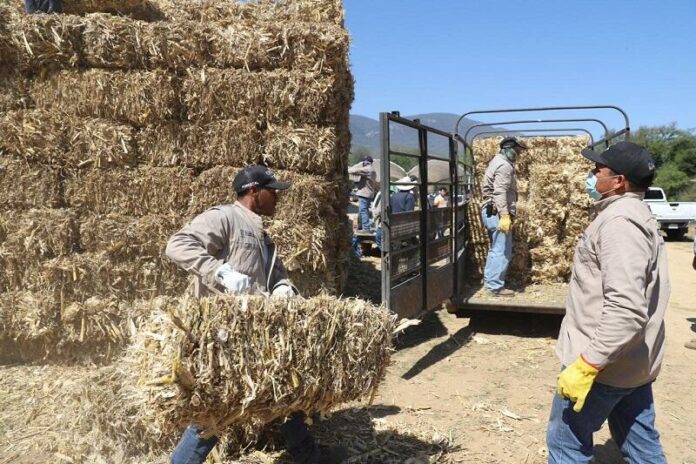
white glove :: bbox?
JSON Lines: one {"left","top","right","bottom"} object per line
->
{"left": 215, "top": 263, "right": 251, "bottom": 294}
{"left": 271, "top": 283, "right": 297, "bottom": 299}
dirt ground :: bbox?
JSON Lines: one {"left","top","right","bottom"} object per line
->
{"left": 1, "top": 240, "right": 694, "bottom": 463}
{"left": 346, "top": 238, "right": 695, "bottom": 464}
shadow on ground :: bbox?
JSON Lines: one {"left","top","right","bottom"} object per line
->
{"left": 592, "top": 438, "right": 625, "bottom": 463}
{"left": 236, "top": 406, "right": 449, "bottom": 463}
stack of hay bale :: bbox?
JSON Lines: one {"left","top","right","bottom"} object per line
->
{"left": 467, "top": 136, "right": 593, "bottom": 285}
{"left": 0, "top": 0, "right": 353, "bottom": 362}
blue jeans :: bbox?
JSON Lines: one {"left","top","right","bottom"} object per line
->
{"left": 546, "top": 380, "right": 665, "bottom": 464}
{"left": 481, "top": 208, "right": 512, "bottom": 292}
{"left": 25, "top": 0, "right": 62, "bottom": 13}
{"left": 358, "top": 196, "right": 372, "bottom": 230}
{"left": 171, "top": 413, "right": 319, "bottom": 464}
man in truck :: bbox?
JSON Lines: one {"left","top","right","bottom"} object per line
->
{"left": 546, "top": 141, "right": 669, "bottom": 464}
{"left": 348, "top": 155, "right": 377, "bottom": 231}
{"left": 481, "top": 137, "right": 527, "bottom": 296}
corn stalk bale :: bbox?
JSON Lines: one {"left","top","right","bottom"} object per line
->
{"left": 0, "top": 158, "right": 62, "bottom": 210}
{"left": 0, "top": 208, "right": 78, "bottom": 259}
{"left": 33, "top": 252, "right": 189, "bottom": 301}
{"left": 65, "top": 166, "right": 193, "bottom": 216}
{"left": 0, "top": 290, "right": 60, "bottom": 344}
{"left": 468, "top": 136, "right": 592, "bottom": 284}
{"left": 139, "top": 119, "right": 264, "bottom": 169}
{"left": 31, "top": 68, "right": 181, "bottom": 126}
{"left": 182, "top": 68, "right": 353, "bottom": 126}
{"left": 0, "top": 109, "right": 67, "bottom": 164}
{"left": 263, "top": 124, "right": 348, "bottom": 175}
{"left": 81, "top": 13, "right": 149, "bottom": 68}
{"left": 0, "top": 69, "right": 30, "bottom": 111}
{"left": 79, "top": 212, "right": 181, "bottom": 260}
{"left": 154, "top": 0, "right": 345, "bottom": 26}
{"left": 62, "top": 0, "right": 165, "bottom": 19}
{"left": 67, "top": 116, "right": 139, "bottom": 168}
{"left": 119, "top": 294, "right": 395, "bottom": 438}
{"left": 8, "top": 13, "right": 84, "bottom": 71}
{"left": 0, "top": 4, "right": 13, "bottom": 65}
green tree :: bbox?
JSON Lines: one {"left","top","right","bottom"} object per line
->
{"left": 653, "top": 163, "right": 690, "bottom": 198}
{"left": 671, "top": 136, "right": 696, "bottom": 176}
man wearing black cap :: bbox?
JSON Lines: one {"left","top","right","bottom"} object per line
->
{"left": 348, "top": 155, "right": 377, "bottom": 231}
{"left": 480, "top": 137, "right": 527, "bottom": 296}
{"left": 166, "top": 165, "right": 346, "bottom": 464}
{"left": 547, "top": 142, "right": 669, "bottom": 463}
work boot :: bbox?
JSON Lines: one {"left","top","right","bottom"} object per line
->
{"left": 317, "top": 445, "right": 349, "bottom": 463}
{"left": 488, "top": 288, "right": 515, "bottom": 297}
{"left": 685, "top": 339, "right": 696, "bottom": 350}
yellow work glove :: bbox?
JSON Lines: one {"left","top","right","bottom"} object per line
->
{"left": 497, "top": 214, "right": 512, "bottom": 233}
{"left": 558, "top": 356, "right": 600, "bottom": 413}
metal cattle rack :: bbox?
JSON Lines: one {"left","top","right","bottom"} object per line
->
{"left": 379, "top": 106, "right": 631, "bottom": 318}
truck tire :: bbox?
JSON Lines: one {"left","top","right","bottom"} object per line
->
{"left": 666, "top": 229, "right": 685, "bottom": 241}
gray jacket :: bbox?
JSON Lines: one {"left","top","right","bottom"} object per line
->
{"left": 165, "top": 202, "right": 290, "bottom": 297}
{"left": 482, "top": 154, "right": 517, "bottom": 216}
{"left": 556, "top": 192, "right": 670, "bottom": 388}
{"left": 348, "top": 162, "right": 376, "bottom": 199}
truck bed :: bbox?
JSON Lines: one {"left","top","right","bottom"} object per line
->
{"left": 458, "top": 283, "right": 568, "bottom": 315}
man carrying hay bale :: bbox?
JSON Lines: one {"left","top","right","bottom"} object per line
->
{"left": 481, "top": 137, "right": 527, "bottom": 296}
{"left": 348, "top": 155, "right": 376, "bottom": 231}
{"left": 165, "top": 165, "right": 347, "bottom": 464}
{"left": 546, "top": 142, "right": 669, "bottom": 463}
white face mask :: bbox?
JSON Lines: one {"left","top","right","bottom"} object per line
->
{"left": 586, "top": 172, "right": 620, "bottom": 200}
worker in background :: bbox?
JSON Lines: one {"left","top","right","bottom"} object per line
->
{"left": 348, "top": 155, "right": 376, "bottom": 231}
{"left": 547, "top": 142, "right": 668, "bottom": 464}
{"left": 433, "top": 186, "right": 449, "bottom": 238}
{"left": 375, "top": 175, "right": 417, "bottom": 251}
{"left": 481, "top": 137, "right": 527, "bottom": 296}
{"left": 685, "top": 233, "right": 696, "bottom": 350}
{"left": 24, "top": 0, "right": 62, "bottom": 13}
{"left": 165, "top": 165, "right": 347, "bottom": 464}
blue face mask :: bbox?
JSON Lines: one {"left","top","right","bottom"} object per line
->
{"left": 585, "top": 172, "right": 603, "bottom": 200}
{"left": 502, "top": 147, "right": 517, "bottom": 163}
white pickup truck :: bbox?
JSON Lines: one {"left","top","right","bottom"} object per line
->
{"left": 643, "top": 187, "right": 696, "bottom": 240}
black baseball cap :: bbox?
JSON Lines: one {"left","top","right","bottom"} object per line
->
{"left": 581, "top": 141, "right": 656, "bottom": 188}
{"left": 232, "top": 165, "right": 290, "bottom": 194}
{"left": 500, "top": 137, "right": 528, "bottom": 150}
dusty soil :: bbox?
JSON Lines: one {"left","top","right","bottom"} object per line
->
{"left": 1, "top": 240, "right": 694, "bottom": 463}
{"left": 365, "top": 238, "right": 696, "bottom": 464}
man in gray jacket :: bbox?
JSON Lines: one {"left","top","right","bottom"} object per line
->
{"left": 348, "top": 155, "right": 376, "bottom": 231}
{"left": 547, "top": 142, "right": 669, "bottom": 464}
{"left": 481, "top": 137, "right": 527, "bottom": 296}
{"left": 166, "top": 165, "right": 346, "bottom": 464}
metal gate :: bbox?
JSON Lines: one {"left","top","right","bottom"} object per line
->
{"left": 379, "top": 112, "right": 472, "bottom": 319}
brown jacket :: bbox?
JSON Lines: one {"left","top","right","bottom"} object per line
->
{"left": 348, "top": 162, "right": 377, "bottom": 199}
{"left": 556, "top": 192, "right": 670, "bottom": 388}
{"left": 482, "top": 154, "right": 517, "bottom": 216}
{"left": 165, "top": 202, "right": 290, "bottom": 297}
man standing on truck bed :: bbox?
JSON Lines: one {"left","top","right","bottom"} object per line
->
{"left": 546, "top": 142, "right": 669, "bottom": 464}
{"left": 481, "top": 137, "right": 527, "bottom": 296}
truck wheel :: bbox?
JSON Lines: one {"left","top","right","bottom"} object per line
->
{"left": 666, "top": 229, "right": 685, "bottom": 241}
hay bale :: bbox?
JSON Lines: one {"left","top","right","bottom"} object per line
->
{"left": 62, "top": 0, "right": 165, "bottom": 19}
{"left": 31, "top": 68, "right": 181, "bottom": 126}
{"left": 468, "top": 136, "right": 592, "bottom": 284}
{"left": 31, "top": 252, "right": 189, "bottom": 301}
{"left": 8, "top": 13, "right": 84, "bottom": 71}
{"left": 0, "top": 290, "right": 60, "bottom": 347}
{"left": 119, "top": 294, "right": 395, "bottom": 437}
{"left": 0, "top": 158, "right": 62, "bottom": 210}
{"left": 65, "top": 166, "right": 193, "bottom": 216}
{"left": 182, "top": 68, "right": 353, "bottom": 126}
{"left": 0, "top": 208, "right": 78, "bottom": 258}
{"left": 0, "top": 110, "right": 138, "bottom": 167}
{"left": 0, "top": 70, "right": 30, "bottom": 112}
{"left": 139, "top": 119, "right": 264, "bottom": 169}
{"left": 79, "top": 213, "right": 181, "bottom": 260}
{"left": 154, "top": 0, "right": 345, "bottom": 26}
{"left": 263, "top": 124, "right": 348, "bottom": 175}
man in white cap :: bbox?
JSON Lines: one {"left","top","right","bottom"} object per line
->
{"left": 547, "top": 141, "right": 669, "bottom": 464}
{"left": 391, "top": 175, "right": 417, "bottom": 213}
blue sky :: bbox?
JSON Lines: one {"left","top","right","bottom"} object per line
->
{"left": 344, "top": 0, "right": 696, "bottom": 134}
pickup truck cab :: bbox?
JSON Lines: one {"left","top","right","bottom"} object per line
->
{"left": 643, "top": 187, "right": 696, "bottom": 240}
